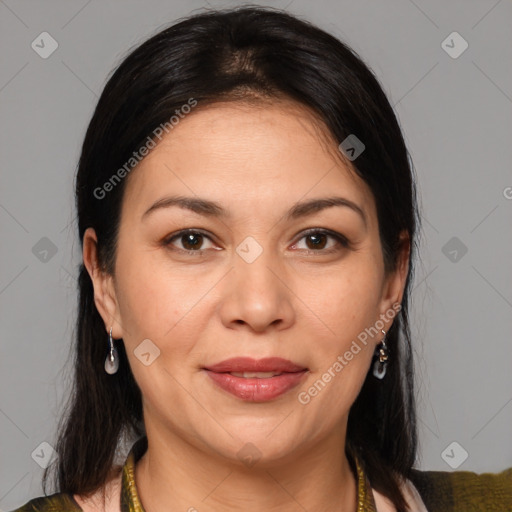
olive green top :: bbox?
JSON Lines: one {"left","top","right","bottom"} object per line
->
{"left": 8, "top": 436, "right": 512, "bottom": 511}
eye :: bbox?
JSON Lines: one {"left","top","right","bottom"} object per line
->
{"left": 291, "top": 228, "right": 349, "bottom": 254}
{"left": 163, "top": 228, "right": 349, "bottom": 256}
{"left": 163, "top": 229, "right": 216, "bottom": 254}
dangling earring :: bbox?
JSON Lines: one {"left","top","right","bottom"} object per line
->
{"left": 104, "top": 327, "right": 119, "bottom": 374}
{"left": 372, "top": 329, "right": 389, "bottom": 379}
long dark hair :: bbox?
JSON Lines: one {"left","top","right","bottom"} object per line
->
{"left": 44, "top": 6, "right": 420, "bottom": 511}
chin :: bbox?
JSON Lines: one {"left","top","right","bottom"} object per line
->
{"left": 207, "top": 425, "right": 306, "bottom": 469}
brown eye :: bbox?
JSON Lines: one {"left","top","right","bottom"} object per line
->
{"left": 180, "top": 233, "right": 204, "bottom": 251}
{"left": 304, "top": 232, "right": 328, "bottom": 250}
{"left": 292, "top": 229, "right": 349, "bottom": 254}
{"left": 164, "top": 230, "right": 215, "bottom": 253}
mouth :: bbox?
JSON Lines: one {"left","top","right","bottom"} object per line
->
{"left": 203, "top": 356, "right": 307, "bottom": 373}
{"left": 202, "top": 357, "right": 309, "bottom": 402}
{"left": 226, "top": 371, "right": 286, "bottom": 378}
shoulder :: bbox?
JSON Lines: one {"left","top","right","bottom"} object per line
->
{"left": 7, "top": 492, "right": 82, "bottom": 512}
{"left": 408, "top": 465, "right": 512, "bottom": 512}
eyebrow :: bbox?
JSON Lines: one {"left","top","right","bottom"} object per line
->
{"left": 142, "top": 195, "right": 367, "bottom": 227}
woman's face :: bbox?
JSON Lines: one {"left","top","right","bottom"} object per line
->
{"left": 84, "top": 100, "right": 408, "bottom": 466}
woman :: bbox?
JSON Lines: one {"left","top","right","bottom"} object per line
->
{"left": 10, "top": 6, "right": 511, "bottom": 512}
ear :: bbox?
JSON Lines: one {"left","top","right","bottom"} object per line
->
{"left": 378, "top": 230, "right": 410, "bottom": 328}
{"left": 82, "top": 227, "right": 123, "bottom": 340}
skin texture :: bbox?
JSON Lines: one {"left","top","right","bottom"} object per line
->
{"left": 82, "top": 99, "right": 409, "bottom": 512}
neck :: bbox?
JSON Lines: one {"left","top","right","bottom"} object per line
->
{"left": 134, "top": 425, "right": 358, "bottom": 512}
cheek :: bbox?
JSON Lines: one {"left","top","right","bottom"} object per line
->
{"left": 113, "top": 244, "right": 191, "bottom": 343}
{"left": 303, "top": 262, "right": 383, "bottom": 339}
{"left": 296, "top": 258, "right": 383, "bottom": 407}
{"left": 114, "top": 245, "right": 223, "bottom": 376}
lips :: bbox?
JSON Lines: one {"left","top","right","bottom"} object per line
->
{"left": 203, "top": 357, "right": 306, "bottom": 373}
{"left": 202, "top": 357, "right": 308, "bottom": 402}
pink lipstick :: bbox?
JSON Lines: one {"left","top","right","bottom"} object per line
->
{"left": 203, "top": 357, "right": 308, "bottom": 402}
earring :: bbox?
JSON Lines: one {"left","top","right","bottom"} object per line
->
{"left": 104, "top": 327, "right": 119, "bottom": 374}
{"left": 372, "top": 329, "right": 389, "bottom": 379}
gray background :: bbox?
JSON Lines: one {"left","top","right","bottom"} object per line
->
{"left": 1, "top": 0, "right": 511, "bottom": 509}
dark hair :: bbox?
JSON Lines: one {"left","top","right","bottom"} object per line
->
{"left": 44, "top": 6, "right": 420, "bottom": 511}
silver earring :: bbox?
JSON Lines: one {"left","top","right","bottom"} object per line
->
{"left": 372, "top": 329, "right": 389, "bottom": 379}
{"left": 104, "top": 327, "right": 119, "bottom": 374}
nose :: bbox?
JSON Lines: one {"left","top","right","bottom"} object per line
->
{"left": 218, "top": 245, "right": 295, "bottom": 333}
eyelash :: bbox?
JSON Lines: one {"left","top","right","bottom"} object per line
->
{"left": 162, "top": 228, "right": 350, "bottom": 257}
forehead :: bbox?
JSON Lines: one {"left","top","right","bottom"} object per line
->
{"left": 121, "top": 100, "right": 374, "bottom": 221}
